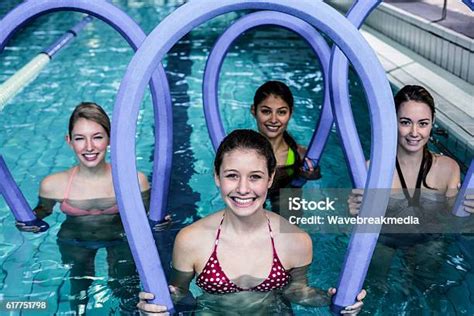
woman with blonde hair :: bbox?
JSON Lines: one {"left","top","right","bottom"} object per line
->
{"left": 17, "top": 102, "right": 150, "bottom": 314}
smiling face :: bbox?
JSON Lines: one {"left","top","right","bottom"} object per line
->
{"left": 67, "top": 118, "right": 109, "bottom": 168}
{"left": 215, "top": 148, "right": 273, "bottom": 217}
{"left": 397, "top": 100, "right": 433, "bottom": 154}
{"left": 252, "top": 94, "right": 292, "bottom": 140}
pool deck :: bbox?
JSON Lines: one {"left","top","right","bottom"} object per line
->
{"left": 327, "top": 0, "right": 473, "bottom": 165}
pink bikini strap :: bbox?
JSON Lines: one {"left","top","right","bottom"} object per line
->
{"left": 213, "top": 213, "right": 226, "bottom": 252}
{"left": 63, "top": 166, "right": 78, "bottom": 200}
{"left": 265, "top": 214, "right": 277, "bottom": 251}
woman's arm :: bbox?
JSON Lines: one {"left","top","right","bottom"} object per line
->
{"left": 137, "top": 226, "right": 198, "bottom": 313}
{"left": 16, "top": 175, "right": 60, "bottom": 232}
{"left": 35, "top": 173, "right": 67, "bottom": 218}
{"left": 138, "top": 172, "right": 151, "bottom": 192}
{"left": 445, "top": 157, "right": 460, "bottom": 199}
{"left": 33, "top": 196, "right": 56, "bottom": 219}
{"left": 137, "top": 268, "right": 196, "bottom": 315}
{"left": 140, "top": 189, "right": 151, "bottom": 213}
{"left": 282, "top": 265, "right": 332, "bottom": 306}
{"left": 280, "top": 230, "right": 326, "bottom": 306}
{"left": 139, "top": 172, "right": 172, "bottom": 230}
{"left": 169, "top": 268, "right": 196, "bottom": 303}
{"left": 137, "top": 173, "right": 151, "bottom": 213}
{"left": 15, "top": 196, "right": 56, "bottom": 232}
{"left": 281, "top": 222, "right": 365, "bottom": 313}
{"left": 347, "top": 160, "right": 370, "bottom": 216}
{"left": 296, "top": 146, "right": 321, "bottom": 180}
{"left": 282, "top": 265, "right": 366, "bottom": 314}
{"left": 170, "top": 226, "right": 197, "bottom": 292}
{"left": 438, "top": 156, "right": 460, "bottom": 210}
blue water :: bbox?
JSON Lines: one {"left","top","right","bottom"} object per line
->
{"left": 0, "top": 1, "right": 472, "bottom": 315}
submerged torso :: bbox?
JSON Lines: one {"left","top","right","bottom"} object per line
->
{"left": 380, "top": 189, "right": 449, "bottom": 247}
{"left": 58, "top": 198, "right": 124, "bottom": 241}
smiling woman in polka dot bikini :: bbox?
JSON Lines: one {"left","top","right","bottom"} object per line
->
{"left": 137, "top": 130, "right": 366, "bottom": 315}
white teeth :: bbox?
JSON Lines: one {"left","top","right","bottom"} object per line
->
{"left": 266, "top": 125, "right": 279, "bottom": 132}
{"left": 83, "top": 153, "right": 99, "bottom": 160}
{"left": 234, "top": 197, "right": 253, "bottom": 204}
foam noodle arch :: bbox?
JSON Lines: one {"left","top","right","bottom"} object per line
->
{"left": 111, "top": 0, "right": 396, "bottom": 311}
{"left": 202, "top": 10, "right": 333, "bottom": 166}
{"left": 330, "top": 0, "right": 380, "bottom": 188}
{"left": 0, "top": 0, "right": 173, "bottom": 310}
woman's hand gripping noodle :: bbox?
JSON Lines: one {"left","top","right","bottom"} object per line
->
{"left": 137, "top": 268, "right": 195, "bottom": 315}
{"left": 15, "top": 196, "right": 56, "bottom": 233}
{"left": 282, "top": 264, "right": 366, "bottom": 314}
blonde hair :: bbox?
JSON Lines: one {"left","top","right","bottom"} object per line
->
{"left": 68, "top": 102, "right": 111, "bottom": 138}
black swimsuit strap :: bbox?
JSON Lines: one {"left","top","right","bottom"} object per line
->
{"left": 395, "top": 154, "right": 426, "bottom": 207}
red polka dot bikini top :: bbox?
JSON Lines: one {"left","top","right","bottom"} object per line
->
{"left": 196, "top": 213, "right": 291, "bottom": 294}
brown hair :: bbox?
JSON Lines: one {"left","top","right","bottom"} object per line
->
{"left": 214, "top": 129, "right": 276, "bottom": 176}
{"left": 68, "top": 102, "right": 111, "bottom": 138}
{"left": 394, "top": 85, "right": 435, "bottom": 120}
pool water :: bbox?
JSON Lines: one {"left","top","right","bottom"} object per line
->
{"left": 0, "top": 1, "right": 472, "bottom": 315}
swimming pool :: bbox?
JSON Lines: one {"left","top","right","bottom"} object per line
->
{"left": 0, "top": 0, "right": 472, "bottom": 314}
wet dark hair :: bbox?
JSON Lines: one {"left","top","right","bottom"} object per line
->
{"left": 394, "top": 85, "right": 435, "bottom": 189}
{"left": 69, "top": 102, "right": 111, "bottom": 138}
{"left": 214, "top": 129, "right": 276, "bottom": 176}
{"left": 394, "top": 85, "right": 435, "bottom": 120}
{"left": 253, "top": 81, "right": 302, "bottom": 170}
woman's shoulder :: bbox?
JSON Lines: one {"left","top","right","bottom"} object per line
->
{"left": 432, "top": 153, "right": 459, "bottom": 171}
{"left": 430, "top": 153, "right": 460, "bottom": 181}
{"left": 175, "top": 211, "right": 224, "bottom": 248}
{"left": 266, "top": 211, "right": 312, "bottom": 267}
{"left": 266, "top": 211, "right": 306, "bottom": 233}
{"left": 39, "top": 168, "right": 74, "bottom": 199}
{"left": 430, "top": 153, "right": 460, "bottom": 191}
